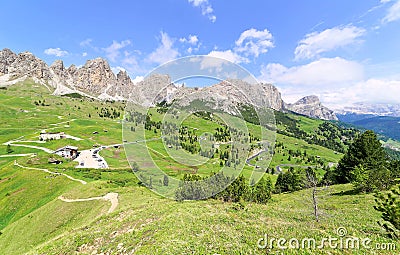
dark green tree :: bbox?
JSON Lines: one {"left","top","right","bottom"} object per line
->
{"left": 334, "top": 130, "right": 388, "bottom": 184}
{"left": 163, "top": 175, "right": 169, "bottom": 186}
{"left": 6, "top": 144, "right": 13, "bottom": 154}
{"left": 274, "top": 167, "right": 303, "bottom": 193}
{"left": 252, "top": 177, "right": 273, "bottom": 204}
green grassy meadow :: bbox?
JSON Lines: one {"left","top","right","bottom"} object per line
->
{"left": 0, "top": 80, "right": 398, "bottom": 254}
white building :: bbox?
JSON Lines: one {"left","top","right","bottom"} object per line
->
{"left": 39, "top": 132, "right": 66, "bottom": 141}
{"left": 54, "top": 146, "right": 78, "bottom": 160}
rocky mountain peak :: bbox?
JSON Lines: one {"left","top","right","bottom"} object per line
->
{"left": 50, "top": 60, "right": 65, "bottom": 77}
{"left": 116, "top": 70, "right": 129, "bottom": 82}
{"left": 0, "top": 48, "right": 17, "bottom": 75}
{"left": 50, "top": 59, "right": 64, "bottom": 70}
{"left": 296, "top": 95, "right": 320, "bottom": 105}
{"left": 74, "top": 57, "right": 117, "bottom": 96}
{"left": 66, "top": 64, "right": 77, "bottom": 75}
{"left": 8, "top": 51, "right": 50, "bottom": 80}
{"left": 287, "top": 95, "right": 338, "bottom": 120}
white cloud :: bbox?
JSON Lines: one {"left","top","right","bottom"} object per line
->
{"left": 180, "top": 35, "right": 201, "bottom": 54}
{"left": 188, "top": 0, "right": 216, "bottom": 22}
{"left": 111, "top": 66, "right": 126, "bottom": 75}
{"left": 310, "top": 78, "right": 400, "bottom": 109}
{"left": 44, "top": 48, "right": 69, "bottom": 57}
{"left": 179, "top": 35, "right": 199, "bottom": 45}
{"left": 260, "top": 57, "right": 364, "bottom": 86}
{"left": 259, "top": 58, "right": 400, "bottom": 109}
{"left": 346, "top": 79, "right": 400, "bottom": 104}
{"left": 382, "top": 0, "right": 400, "bottom": 23}
{"left": 235, "top": 28, "right": 274, "bottom": 57}
{"left": 294, "top": 25, "right": 366, "bottom": 60}
{"left": 80, "top": 38, "right": 93, "bottom": 47}
{"left": 147, "top": 32, "right": 179, "bottom": 64}
{"left": 202, "top": 28, "right": 274, "bottom": 68}
{"left": 131, "top": 76, "right": 144, "bottom": 84}
{"left": 207, "top": 50, "right": 248, "bottom": 64}
{"left": 103, "top": 40, "right": 131, "bottom": 62}
{"left": 82, "top": 52, "right": 87, "bottom": 57}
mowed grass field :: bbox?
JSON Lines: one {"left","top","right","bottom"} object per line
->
{"left": 0, "top": 81, "right": 398, "bottom": 254}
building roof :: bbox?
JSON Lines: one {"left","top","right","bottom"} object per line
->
{"left": 55, "top": 146, "right": 78, "bottom": 152}
{"left": 40, "top": 132, "right": 65, "bottom": 135}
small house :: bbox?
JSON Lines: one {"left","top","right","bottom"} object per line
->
{"left": 54, "top": 146, "right": 78, "bottom": 160}
{"left": 39, "top": 132, "right": 66, "bottom": 141}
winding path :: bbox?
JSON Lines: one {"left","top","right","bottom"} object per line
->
{"left": 58, "top": 193, "right": 119, "bottom": 214}
{"left": 14, "top": 161, "right": 120, "bottom": 212}
{"left": 0, "top": 153, "right": 35, "bottom": 158}
{"left": 14, "top": 161, "right": 87, "bottom": 184}
{"left": 7, "top": 143, "right": 54, "bottom": 153}
{"left": 246, "top": 149, "right": 268, "bottom": 167}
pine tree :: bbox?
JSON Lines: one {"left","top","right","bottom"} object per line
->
{"left": 334, "top": 130, "right": 387, "bottom": 184}
{"left": 6, "top": 144, "right": 13, "bottom": 154}
{"left": 252, "top": 177, "right": 272, "bottom": 204}
{"left": 163, "top": 175, "right": 169, "bottom": 186}
{"left": 374, "top": 185, "right": 400, "bottom": 238}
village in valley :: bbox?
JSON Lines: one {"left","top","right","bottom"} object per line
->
{"left": 5, "top": 128, "right": 112, "bottom": 169}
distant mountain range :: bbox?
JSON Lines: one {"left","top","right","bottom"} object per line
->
{"left": 1, "top": 48, "right": 337, "bottom": 120}
{"left": 335, "top": 102, "right": 400, "bottom": 117}
{"left": 337, "top": 113, "right": 400, "bottom": 141}
{"left": 336, "top": 102, "right": 400, "bottom": 141}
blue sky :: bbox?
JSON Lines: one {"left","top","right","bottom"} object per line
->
{"left": 1, "top": 0, "right": 400, "bottom": 109}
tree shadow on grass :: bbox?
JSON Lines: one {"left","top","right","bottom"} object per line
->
{"left": 331, "top": 188, "right": 363, "bottom": 196}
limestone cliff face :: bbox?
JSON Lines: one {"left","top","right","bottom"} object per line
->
{"left": 287, "top": 95, "right": 338, "bottom": 120}
{"left": 0, "top": 48, "right": 337, "bottom": 120}
{"left": 7, "top": 51, "right": 51, "bottom": 80}
{"left": 73, "top": 58, "right": 117, "bottom": 96}
{"left": 0, "top": 48, "right": 17, "bottom": 75}
{"left": 172, "top": 79, "right": 284, "bottom": 112}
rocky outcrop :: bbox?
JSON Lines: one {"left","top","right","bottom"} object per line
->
{"left": 287, "top": 95, "right": 338, "bottom": 120}
{"left": 50, "top": 60, "right": 65, "bottom": 77}
{"left": 73, "top": 58, "right": 118, "bottom": 96}
{"left": 154, "top": 78, "right": 284, "bottom": 117}
{"left": 8, "top": 51, "right": 51, "bottom": 80}
{"left": 106, "top": 70, "right": 135, "bottom": 99}
{"left": 0, "top": 48, "right": 17, "bottom": 75}
{"left": 128, "top": 74, "right": 175, "bottom": 106}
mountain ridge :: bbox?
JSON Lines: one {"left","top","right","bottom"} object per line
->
{"left": 0, "top": 48, "right": 337, "bottom": 120}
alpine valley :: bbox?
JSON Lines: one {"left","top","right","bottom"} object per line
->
{"left": 0, "top": 48, "right": 399, "bottom": 255}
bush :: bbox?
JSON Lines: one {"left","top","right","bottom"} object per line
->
{"left": 374, "top": 185, "right": 400, "bottom": 238}
{"left": 175, "top": 172, "right": 273, "bottom": 204}
{"left": 274, "top": 167, "right": 303, "bottom": 193}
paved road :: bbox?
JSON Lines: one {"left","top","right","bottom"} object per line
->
{"left": 246, "top": 149, "right": 268, "bottom": 167}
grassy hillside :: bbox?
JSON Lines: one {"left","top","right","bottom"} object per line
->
{"left": 0, "top": 81, "right": 398, "bottom": 254}
{"left": 24, "top": 184, "right": 400, "bottom": 254}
